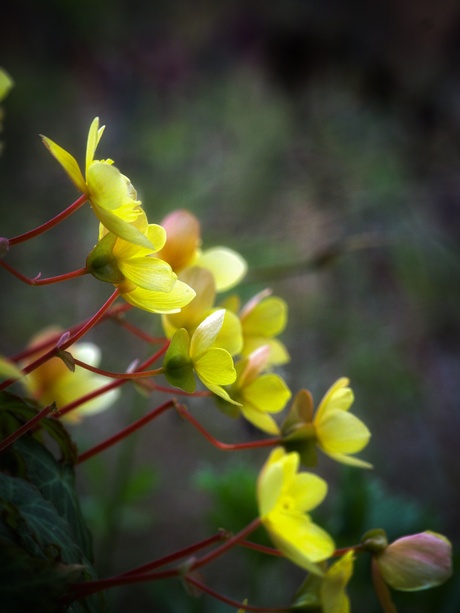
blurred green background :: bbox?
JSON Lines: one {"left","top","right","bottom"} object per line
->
{"left": 1, "top": 1, "right": 459, "bottom": 611}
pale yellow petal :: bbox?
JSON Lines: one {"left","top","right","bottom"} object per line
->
{"left": 118, "top": 256, "right": 176, "bottom": 292}
{"left": 86, "top": 117, "right": 102, "bottom": 170}
{"left": 194, "top": 347, "right": 236, "bottom": 386}
{"left": 41, "top": 136, "right": 86, "bottom": 193}
{"left": 95, "top": 206, "right": 154, "bottom": 249}
{"left": 242, "top": 373, "right": 291, "bottom": 414}
{"left": 316, "top": 410, "right": 370, "bottom": 455}
{"left": 288, "top": 472, "right": 329, "bottom": 512}
{"left": 240, "top": 404, "right": 281, "bottom": 435}
{"left": 195, "top": 247, "right": 247, "bottom": 291}
{"left": 258, "top": 461, "right": 284, "bottom": 517}
{"left": 87, "top": 161, "right": 130, "bottom": 211}
{"left": 242, "top": 336, "right": 290, "bottom": 366}
{"left": 121, "top": 280, "right": 195, "bottom": 314}
{"left": 190, "top": 310, "right": 225, "bottom": 358}
{"left": 315, "top": 378, "right": 352, "bottom": 422}
{"left": 242, "top": 296, "right": 287, "bottom": 337}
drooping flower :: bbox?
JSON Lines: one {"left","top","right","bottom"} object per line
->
{"left": 22, "top": 327, "right": 120, "bottom": 423}
{"left": 162, "top": 267, "right": 242, "bottom": 355}
{"left": 292, "top": 550, "right": 355, "bottom": 613}
{"left": 257, "top": 447, "right": 335, "bottom": 574}
{"left": 41, "top": 117, "right": 151, "bottom": 248}
{"left": 163, "top": 310, "right": 237, "bottom": 402}
{"left": 156, "top": 209, "right": 247, "bottom": 291}
{"left": 219, "top": 345, "right": 291, "bottom": 435}
{"left": 281, "top": 379, "right": 371, "bottom": 468}
{"left": 86, "top": 212, "right": 195, "bottom": 314}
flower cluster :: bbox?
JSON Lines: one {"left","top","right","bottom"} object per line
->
{"left": 0, "top": 106, "right": 453, "bottom": 613}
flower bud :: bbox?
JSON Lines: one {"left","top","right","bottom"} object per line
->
{"left": 376, "top": 531, "right": 452, "bottom": 591}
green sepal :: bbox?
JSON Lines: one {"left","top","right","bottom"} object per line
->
{"left": 361, "top": 528, "right": 388, "bottom": 553}
{"left": 289, "top": 571, "right": 323, "bottom": 611}
{"left": 86, "top": 232, "right": 125, "bottom": 284}
{"left": 163, "top": 328, "right": 196, "bottom": 393}
{"left": 282, "top": 424, "right": 318, "bottom": 467}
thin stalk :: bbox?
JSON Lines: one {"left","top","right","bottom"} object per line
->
{"left": 0, "top": 260, "right": 89, "bottom": 285}
{"left": 118, "top": 531, "right": 228, "bottom": 578}
{"left": 76, "top": 398, "right": 175, "bottom": 463}
{"left": 371, "top": 557, "right": 398, "bottom": 613}
{"left": 72, "top": 357, "right": 164, "bottom": 380}
{"left": 190, "top": 518, "right": 261, "bottom": 572}
{"left": 185, "top": 575, "right": 290, "bottom": 612}
{"left": 0, "top": 405, "right": 54, "bottom": 453}
{"left": 176, "top": 404, "right": 281, "bottom": 451}
{"left": 8, "top": 194, "right": 88, "bottom": 246}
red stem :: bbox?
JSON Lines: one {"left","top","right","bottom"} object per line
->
{"left": 0, "top": 260, "right": 89, "bottom": 285}
{"left": 72, "top": 358, "right": 164, "bottom": 380}
{"left": 190, "top": 518, "right": 261, "bottom": 571}
{"left": 76, "top": 398, "right": 176, "bottom": 463}
{"left": 8, "top": 194, "right": 88, "bottom": 246}
{"left": 0, "top": 405, "right": 54, "bottom": 453}
{"left": 118, "top": 531, "right": 228, "bottom": 578}
{"left": 70, "top": 520, "right": 262, "bottom": 602}
{"left": 176, "top": 404, "right": 282, "bottom": 451}
{"left": 185, "top": 575, "right": 290, "bottom": 612}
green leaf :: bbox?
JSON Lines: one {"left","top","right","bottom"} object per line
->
{"left": 0, "top": 392, "right": 78, "bottom": 464}
{"left": 12, "top": 437, "right": 93, "bottom": 561}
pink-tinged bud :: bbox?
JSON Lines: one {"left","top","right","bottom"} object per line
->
{"left": 376, "top": 531, "right": 452, "bottom": 591}
{"left": 157, "top": 209, "right": 201, "bottom": 272}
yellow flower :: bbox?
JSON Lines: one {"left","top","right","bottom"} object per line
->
{"left": 164, "top": 310, "right": 237, "bottom": 401}
{"left": 157, "top": 209, "right": 247, "bottom": 291}
{"left": 23, "top": 328, "right": 120, "bottom": 424}
{"left": 41, "top": 117, "right": 152, "bottom": 248}
{"left": 87, "top": 212, "right": 195, "bottom": 314}
{"left": 282, "top": 379, "right": 371, "bottom": 468}
{"left": 292, "top": 551, "right": 355, "bottom": 613}
{"left": 0, "top": 68, "right": 13, "bottom": 102}
{"left": 237, "top": 289, "right": 289, "bottom": 365}
{"left": 221, "top": 345, "right": 291, "bottom": 435}
{"left": 257, "top": 447, "right": 335, "bottom": 574}
{"left": 313, "top": 378, "right": 371, "bottom": 468}
{"left": 162, "top": 267, "right": 242, "bottom": 355}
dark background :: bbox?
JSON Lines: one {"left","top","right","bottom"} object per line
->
{"left": 1, "top": 1, "right": 459, "bottom": 611}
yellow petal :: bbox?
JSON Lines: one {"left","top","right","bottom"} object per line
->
{"left": 316, "top": 410, "right": 371, "bottom": 455}
{"left": 258, "top": 460, "right": 284, "bottom": 517}
{"left": 41, "top": 136, "right": 86, "bottom": 193}
{"left": 118, "top": 256, "right": 176, "bottom": 292}
{"left": 240, "top": 404, "right": 281, "bottom": 435}
{"left": 315, "top": 378, "right": 353, "bottom": 423}
{"left": 194, "top": 347, "right": 236, "bottom": 386}
{"left": 121, "top": 280, "right": 195, "bottom": 314}
{"left": 288, "top": 472, "right": 329, "bottom": 512}
{"left": 266, "top": 512, "right": 335, "bottom": 570}
{"left": 242, "top": 373, "right": 291, "bottom": 413}
{"left": 87, "top": 161, "right": 131, "bottom": 211}
{"left": 0, "top": 68, "right": 14, "bottom": 101}
{"left": 95, "top": 206, "right": 154, "bottom": 249}
{"left": 242, "top": 296, "right": 288, "bottom": 337}
{"left": 190, "top": 310, "right": 225, "bottom": 358}
{"left": 86, "top": 117, "right": 104, "bottom": 170}
{"left": 195, "top": 247, "right": 247, "bottom": 291}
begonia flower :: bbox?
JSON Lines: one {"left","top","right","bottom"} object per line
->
{"left": 237, "top": 289, "right": 290, "bottom": 365}
{"left": 22, "top": 327, "right": 120, "bottom": 423}
{"left": 220, "top": 345, "right": 291, "bottom": 435}
{"left": 87, "top": 212, "right": 195, "bottom": 314}
{"left": 164, "top": 310, "right": 237, "bottom": 402}
{"left": 162, "top": 267, "right": 242, "bottom": 355}
{"left": 41, "top": 117, "right": 152, "bottom": 248}
{"left": 257, "top": 447, "right": 335, "bottom": 574}
{"left": 282, "top": 379, "right": 371, "bottom": 468}
{"left": 292, "top": 550, "right": 355, "bottom": 613}
{"left": 157, "top": 209, "right": 247, "bottom": 291}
